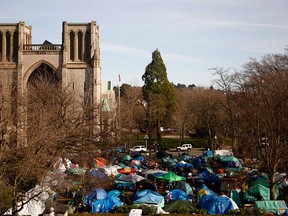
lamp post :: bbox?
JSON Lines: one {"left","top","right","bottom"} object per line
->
{"left": 144, "top": 135, "right": 149, "bottom": 149}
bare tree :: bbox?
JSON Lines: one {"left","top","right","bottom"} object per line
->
{"left": 235, "top": 54, "right": 288, "bottom": 199}
{"left": 120, "top": 84, "right": 145, "bottom": 149}
{"left": 0, "top": 71, "right": 116, "bottom": 214}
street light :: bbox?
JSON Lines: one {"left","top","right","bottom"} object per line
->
{"left": 144, "top": 135, "right": 149, "bottom": 149}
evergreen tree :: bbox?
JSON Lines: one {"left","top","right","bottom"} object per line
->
{"left": 142, "top": 49, "right": 176, "bottom": 147}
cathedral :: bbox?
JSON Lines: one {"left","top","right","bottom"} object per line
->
{"left": 0, "top": 21, "right": 114, "bottom": 143}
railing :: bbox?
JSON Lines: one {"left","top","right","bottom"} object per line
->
{"left": 23, "top": 44, "right": 62, "bottom": 54}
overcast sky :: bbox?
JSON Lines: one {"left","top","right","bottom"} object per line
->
{"left": 1, "top": 0, "right": 287, "bottom": 87}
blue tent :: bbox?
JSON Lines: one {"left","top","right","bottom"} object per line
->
{"left": 91, "top": 197, "right": 123, "bottom": 213}
{"left": 133, "top": 189, "right": 165, "bottom": 207}
{"left": 199, "top": 194, "right": 238, "bottom": 214}
{"left": 84, "top": 188, "right": 108, "bottom": 206}
{"left": 107, "top": 190, "right": 121, "bottom": 198}
{"left": 165, "top": 189, "right": 189, "bottom": 202}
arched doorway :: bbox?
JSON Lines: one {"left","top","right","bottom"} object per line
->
{"left": 26, "top": 63, "right": 61, "bottom": 141}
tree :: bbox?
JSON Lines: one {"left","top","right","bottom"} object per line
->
{"left": 212, "top": 67, "right": 239, "bottom": 151}
{"left": 0, "top": 70, "right": 116, "bottom": 214}
{"left": 192, "top": 88, "right": 226, "bottom": 149}
{"left": 120, "top": 84, "right": 145, "bottom": 149}
{"left": 173, "top": 88, "right": 195, "bottom": 142}
{"left": 234, "top": 54, "right": 288, "bottom": 199}
{"left": 142, "top": 49, "right": 176, "bottom": 149}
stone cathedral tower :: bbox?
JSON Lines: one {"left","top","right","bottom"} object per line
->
{"left": 0, "top": 21, "right": 105, "bottom": 143}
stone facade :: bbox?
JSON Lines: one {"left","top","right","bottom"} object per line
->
{"left": 0, "top": 21, "right": 111, "bottom": 143}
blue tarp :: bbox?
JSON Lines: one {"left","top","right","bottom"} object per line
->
{"left": 133, "top": 189, "right": 165, "bottom": 207}
{"left": 199, "top": 194, "right": 238, "bottom": 214}
{"left": 89, "top": 169, "right": 107, "bottom": 179}
{"left": 107, "top": 190, "right": 121, "bottom": 198}
{"left": 84, "top": 188, "right": 108, "bottom": 206}
{"left": 91, "top": 197, "right": 123, "bottom": 213}
{"left": 199, "top": 170, "right": 220, "bottom": 187}
{"left": 165, "top": 189, "right": 189, "bottom": 202}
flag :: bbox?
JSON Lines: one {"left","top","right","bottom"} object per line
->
{"left": 118, "top": 74, "right": 121, "bottom": 82}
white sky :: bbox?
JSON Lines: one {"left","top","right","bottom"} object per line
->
{"left": 1, "top": 0, "right": 288, "bottom": 87}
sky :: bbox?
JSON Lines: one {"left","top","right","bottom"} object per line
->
{"left": 1, "top": 0, "right": 288, "bottom": 87}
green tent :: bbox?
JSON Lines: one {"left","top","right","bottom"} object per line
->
{"left": 156, "top": 171, "right": 185, "bottom": 182}
{"left": 255, "top": 200, "right": 287, "bottom": 215}
{"left": 163, "top": 200, "right": 194, "bottom": 213}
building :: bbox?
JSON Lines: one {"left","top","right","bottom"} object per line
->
{"left": 0, "top": 21, "right": 114, "bottom": 143}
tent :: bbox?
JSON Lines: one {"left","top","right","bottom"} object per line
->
{"left": 133, "top": 189, "right": 165, "bottom": 207}
{"left": 107, "top": 190, "right": 121, "bottom": 198}
{"left": 177, "top": 154, "right": 192, "bottom": 162}
{"left": 163, "top": 200, "right": 194, "bottom": 213}
{"left": 156, "top": 171, "right": 185, "bottom": 183}
{"left": 117, "top": 167, "right": 137, "bottom": 175}
{"left": 175, "top": 181, "right": 193, "bottom": 195}
{"left": 199, "top": 194, "right": 238, "bottom": 214}
{"left": 219, "top": 156, "right": 242, "bottom": 168}
{"left": 118, "top": 173, "right": 145, "bottom": 183}
{"left": 165, "top": 189, "right": 189, "bottom": 202}
{"left": 136, "top": 179, "right": 158, "bottom": 191}
{"left": 122, "top": 154, "right": 132, "bottom": 162}
{"left": 243, "top": 183, "right": 271, "bottom": 203}
{"left": 254, "top": 200, "right": 287, "bottom": 215}
{"left": 84, "top": 188, "right": 108, "bottom": 206}
{"left": 142, "top": 169, "right": 167, "bottom": 178}
{"left": 91, "top": 197, "right": 123, "bottom": 213}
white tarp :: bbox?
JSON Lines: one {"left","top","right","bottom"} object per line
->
{"left": 5, "top": 185, "right": 50, "bottom": 216}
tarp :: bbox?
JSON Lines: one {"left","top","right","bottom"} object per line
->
{"left": 118, "top": 173, "right": 145, "bottom": 183}
{"left": 175, "top": 182, "right": 193, "bottom": 195}
{"left": 5, "top": 185, "right": 50, "bottom": 216}
{"left": 107, "top": 190, "right": 121, "bottom": 198}
{"left": 91, "top": 197, "right": 123, "bottom": 213}
{"left": 243, "top": 183, "right": 271, "bottom": 202}
{"left": 89, "top": 169, "right": 107, "bottom": 179}
{"left": 254, "top": 200, "right": 287, "bottom": 215}
{"left": 165, "top": 189, "right": 189, "bottom": 202}
{"left": 142, "top": 169, "right": 167, "bottom": 178}
{"left": 196, "top": 184, "right": 216, "bottom": 201}
{"left": 133, "top": 189, "right": 165, "bottom": 208}
{"left": 177, "top": 154, "right": 192, "bottom": 162}
{"left": 117, "top": 167, "right": 137, "bottom": 174}
{"left": 163, "top": 200, "right": 194, "bottom": 213}
{"left": 156, "top": 171, "right": 185, "bottom": 182}
{"left": 219, "top": 156, "right": 242, "bottom": 168}
{"left": 199, "top": 194, "right": 239, "bottom": 214}
{"left": 122, "top": 154, "right": 132, "bottom": 161}
{"left": 100, "top": 165, "right": 120, "bottom": 176}
{"left": 94, "top": 157, "right": 108, "bottom": 168}
{"left": 136, "top": 179, "right": 157, "bottom": 191}
{"left": 229, "top": 188, "right": 242, "bottom": 207}
{"left": 84, "top": 188, "right": 108, "bottom": 206}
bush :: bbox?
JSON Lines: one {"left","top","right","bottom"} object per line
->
{"left": 0, "top": 182, "right": 13, "bottom": 215}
